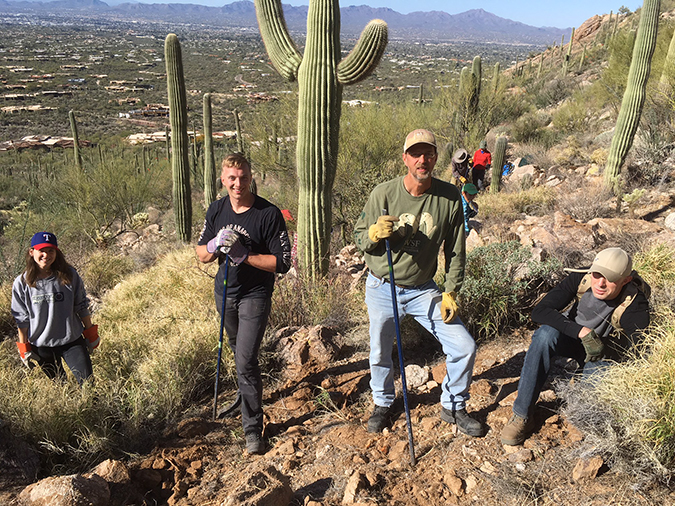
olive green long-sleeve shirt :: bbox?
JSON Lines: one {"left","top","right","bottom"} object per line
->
{"left": 354, "top": 176, "right": 466, "bottom": 293}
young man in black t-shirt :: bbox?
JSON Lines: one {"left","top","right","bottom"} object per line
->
{"left": 196, "top": 153, "right": 291, "bottom": 454}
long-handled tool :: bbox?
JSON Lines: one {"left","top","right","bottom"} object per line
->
{"left": 213, "top": 255, "right": 230, "bottom": 420}
{"left": 383, "top": 209, "right": 416, "bottom": 466}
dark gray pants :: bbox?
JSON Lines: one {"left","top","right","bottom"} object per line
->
{"left": 218, "top": 295, "right": 271, "bottom": 436}
{"left": 34, "top": 337, "right": 93, "bottom": 385}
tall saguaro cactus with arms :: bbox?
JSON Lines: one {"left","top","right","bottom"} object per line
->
{"left": 254, "top": 0, "right": 388, "bottom": 276}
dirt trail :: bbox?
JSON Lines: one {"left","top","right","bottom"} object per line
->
{"left": 113, "top": 328, "right": 673, "bottom": 505}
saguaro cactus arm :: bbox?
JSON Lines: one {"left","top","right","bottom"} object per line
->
{"left": 604, "top": 0, "right": 660, "bottom": 193}
{"left": 254, "top": 0, "right": 387, "bottom": 276}
{"left": 337, "top": 19, "right": 388, "bottom": 85}
{"left": 254, "top": 0, "right": 303, "bottom": 81}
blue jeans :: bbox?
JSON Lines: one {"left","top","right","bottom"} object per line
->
{"left": 513, "top": 324, "right": 609, "bottom": 418}
{"left": 365, "top": 272, "right": 477, "bottom": 410}
{"left": 217, "top": 294, "right": 271, "bottom": 436}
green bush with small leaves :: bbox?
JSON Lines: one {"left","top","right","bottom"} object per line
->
{"left": 460, "top": 241, "right": 562, "bottom": 340}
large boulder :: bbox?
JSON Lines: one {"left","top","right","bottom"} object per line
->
{"left": 221, "top": 465, "right": 292, "bottom": 506}
{"left": 18, "top": 474, "right": 110, "bottom": 506}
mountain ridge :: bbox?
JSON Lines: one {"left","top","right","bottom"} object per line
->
{"left": 0, "top": 0, "right": 570, "bottom": 44}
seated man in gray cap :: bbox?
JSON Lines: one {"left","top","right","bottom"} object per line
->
{"left": 501, "top": 247, "right": 650, "bottom": 446}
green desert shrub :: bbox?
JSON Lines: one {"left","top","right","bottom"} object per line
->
{"left": 460, "top": 241, "right": 562, "bottom": 340}
{"left": 510, "top": 111, "right": 553, "bottom": 145}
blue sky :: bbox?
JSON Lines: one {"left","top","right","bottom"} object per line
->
{"left": 122, "top": 0, "right": 644, "bottom": 29}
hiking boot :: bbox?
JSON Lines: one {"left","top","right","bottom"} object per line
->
{"left": 440, "top": 407, "right": 486, "bottom": 437}
{"left": 367, "top": 405, "right": 392, "bottom": 433}
{"left": 245, "top": 432, "right": 265, "bottom": 455}
{"left": 500, "top": 413, "right": 535, "bottom": 446}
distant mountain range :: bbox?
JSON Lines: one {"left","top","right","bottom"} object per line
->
{"left": 0, "top": 0, "right": 569, "bottom": 44}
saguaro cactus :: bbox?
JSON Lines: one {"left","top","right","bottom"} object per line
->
{"left": 490, "top": 136, "right": 507, "bottom": 194}
{"left": 165, "top": 33, "right": 193, "bottom": 242}
{"left": 69, "top": 110, "right": 82, "bottom": 170}
{"left": 254, "top": 0, "right": 388, "bottom": 276}
{"left": 469, "top": 55, "right": 482, "bottom": 117}
{"left": 492, "top": 62, "right": 500, "bottom": 93}
{"left": 659, "top": 27, "right": 675, "bottom": 98}
{"left": 233, "top": 108, "right": 244, "bottom": 154}
{"left": 563, "top": 27, "right": 575, "bottom": 75}
{"left": 604, "top": 0, "right": 660, "bottom": 194}
{"left": 203, "top": 93, "right": 217, "bottom": 207}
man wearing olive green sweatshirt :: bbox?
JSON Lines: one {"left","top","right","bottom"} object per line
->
{"left": 354, "top": 129, "right": 485, "bottom": 437}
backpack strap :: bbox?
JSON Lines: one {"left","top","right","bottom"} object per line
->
{"left": 610, "top": 283, "right": 639, "bottom": 332}
{"left": 577, "top": 273, "right": 592, "bottom": 300}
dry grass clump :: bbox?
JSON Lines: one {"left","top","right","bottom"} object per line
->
{"left": 633, "top": 242, "right": 675, "bottom": 312}
{"left": 0, "top": 246, "right": 224, "bottom": 472}
{"left": 269, "top": 268, "right": 366, "bottom": 329}
{"left": 80, "top": 250, "right": 135, "bottom": 297}
{"left": 478, "top": 186, "right": 556, "bottom": 221}
{"left": 557, "top": 182, "right": 615, "bottom": 222}
{"left": 560, "top": 311, "right": 675, "bottom": 482}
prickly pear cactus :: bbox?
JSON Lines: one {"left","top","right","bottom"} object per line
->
{"left": 254, "top": 0, "right": 388, "bottom": 276}
{"left": 605, "top": 0, "right": 660, "bottom": 194}
{"left": 165, "top": 33, "right": 192, "bottom": 242}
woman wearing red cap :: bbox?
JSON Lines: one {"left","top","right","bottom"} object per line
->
{"left": 10, "top": 232, "right": 99, "bottom": 384}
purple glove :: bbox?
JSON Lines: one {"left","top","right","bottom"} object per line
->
{"left": 207, "top": 228, "right": 239, "bottom": 254}
{"left": 227, "top": 240, "right": 249, "bottom": 264}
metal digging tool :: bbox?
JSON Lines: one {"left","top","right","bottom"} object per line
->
{"left": 213, "top": 255, "right": 230, "bottom": 421}
{"left": 382, "top": 209, "right": 416, "bottom": 466}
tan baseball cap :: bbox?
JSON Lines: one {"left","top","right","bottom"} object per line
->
{"left": 566, "top": 247, "right": 633, "bottom": 283}
{"left": 403, "top": 129, "right": 437, "bottom": 152}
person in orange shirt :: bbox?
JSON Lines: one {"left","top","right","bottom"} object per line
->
{"left": 471, "top": 140, "right": 491, "bottom": 191}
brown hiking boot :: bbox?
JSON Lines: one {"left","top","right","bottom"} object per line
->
{"left": 500, "top": 413, "right": 534, "bottom": 446}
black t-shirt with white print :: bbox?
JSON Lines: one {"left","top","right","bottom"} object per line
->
{"left": 198, "top": 195, "right": 291, "bottom": 299}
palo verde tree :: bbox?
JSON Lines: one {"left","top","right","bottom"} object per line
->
{"left": 254, "top": 0, "right": 388, "bottom": 276}
{"left": 165, "top": 33, "right": 193, "bottom": 242}
{"left": 604, "top": 0, "right": 660, "bottom": 194}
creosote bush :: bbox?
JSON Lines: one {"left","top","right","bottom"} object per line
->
{"left": 460, "top": 241, "right": 562, "bottom": 340}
